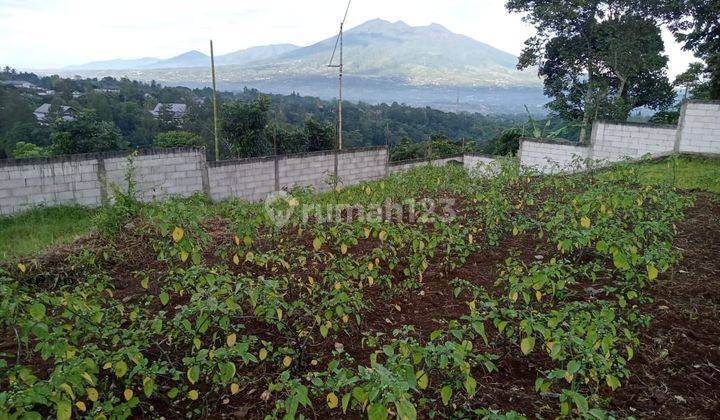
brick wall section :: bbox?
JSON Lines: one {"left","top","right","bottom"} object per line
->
{"left": 278, "top": 151, "right": 337, "bottom": 191}
{"left": 0, "top": 158, "right": 102, "bottom": 215}
{"left": 207, "top": 157, "right": 275, "bottom": 202}
{"left": 463, "top": 154, "right": 497, "bottom": 172}
{"left": 678, "top": 101, "right": 720, "bottom": 154}
{"left": 337, "top": 147, "right": 388, "bottom": 185}
{"left": 103, "top": 148, "right": 206, "bottom": 201}
{"left": 591, "top": 121, "right": 677, "bottom": 161}
{"left": 519, "top": 140, "right": 590, "bottom": 173}
{"left": 389, "top": 156, "right": 464, "bottom": 174}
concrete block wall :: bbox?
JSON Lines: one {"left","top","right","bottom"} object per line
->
{"left": 678, "top": 101, "right": 720, "bottom": 154}
{"left": 389, "top": 155, "right": 464, "bottom": 174}
{"left": 278, "top": 151, "right": 337, "bottom": 191}
{"left": 207, "top": 157, "right": 275, "bottom": 202}
{"left": 519, "top": 140, "right": 590, "bottom": 173}
{"left": 0, "top": 157, "right": 102, "bottom": 215}
{"left": 337, "top": 147, "right": 388, "bottom": 185}
{"left": 463, "top": 154, "right": 497, "bottom": 171}
{"left": 520, "top": 100, "right": 720, "bottom": 172}
{"left": 591, "top": 121, "right": 677, "bottom": 161}
{"left": 104, "top": 148, "right": 206, "bottom": 202}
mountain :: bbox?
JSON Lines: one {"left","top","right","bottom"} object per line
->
{"left": 250, "top": 18, "right": 533, "bottom": 87}
{"left": 216, "top": 44, "right": 299, "bottom": 66}
{"left": 67, "top": 45, "right": 298, "bottom": 70}
{"left": 59, "top": 19, "right": 544, "bottom": 113}
{"left": 66, "top": 57, "right": 161, "bottom": 70}
{"left": 146, "top": 50, "right": 209, "bottom": 68}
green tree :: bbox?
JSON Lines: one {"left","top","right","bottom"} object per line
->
{"left": 11, "top": 141, "right": 49, "bottom": 159}
{"left": 305, "top": 117, "right": 334, "bottom": 152}
{"left": 154, "top": 131, "right": 204, "bottom": 148}
{"left": 674, "top": 62, "right": 706, "bottom": 99}
{"left": 221, "top": 96, "right": 271, "bottom": 158}
{"left": 50, "top": 112, "right": 126, "bottom": 155}
{"left": 663, "top": 0, "right": 720, "bottom": 99}
{"left": 277, "top": 127, "right": 308, "bottom": 154}
{"left": 486, "top": 128, "right": 523, "bottom": 156}
{"left": 506, "top": 0, "right": 675, "bottom": 141}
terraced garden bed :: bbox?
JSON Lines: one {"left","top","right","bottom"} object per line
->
{"left": 1, "top": 160, "right": 718, "bottom": 419}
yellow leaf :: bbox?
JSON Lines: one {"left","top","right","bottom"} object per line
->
{"left": 510, "top": 291, "right": 518, "bottom": 302}
{"left": 313, "top": 237, "right": 323, "bottom": 251}
{"left": 59, "top": 383, "right": 75, "bottom": 400}
{"left": 226, "top": 333, "right": 237, "bottom": 347}
{"left": 535, "top": 290, "right": 542, "bottom": 301}
{"left": 468, "top": 234, "right": 474, "bottom": 244}
{"left": 123, "top": 389, "right": 133, "bottom": 401}
{"left": 334, "top": 282, "right": 341, "bottom": 291}
{"left": 393, "top": 304, "right": 401, "bottom": 312}
{"left": 341, "top": 314, "right": 349, "bottom": 323}
{"left": 17, "top": 263, "right": 26, "bottom": 273}
{"left": 327, "top": 392, "right": 339, "bottom": 409}
{"left": 512, "top": 226, "right": 519, "bottom": 236}
{"left": 564, "top": 371, "right": 574, "bottom": 383}
{"left": 81, "top": 372, "right": 94, "bottom": 385}
{"left": 288, "top": 197, "right": 299, "bottom": 207}
{"left": 417, "top": 370, "right": 429, "bottom": 389}
{"left": 363, "top": 228, "right": 371, "bottom": 238}
{"left": 580, "top": 216, "right": 591, "bottom": 228}
{"left": 180, "top": 251, "right": 189, "bottom": 262}
{"left": 367, "top": 276, "right": 374, "bottom": 286}
{"left": 87, "top": 387, "right": 99, "bottom": 402}
{"left": 340, "top": 243, "right": 348, "bottom": 255}
{"left": 379, "top": 230, "right": 388, "bottom": 241}
{"left": 647, "top": 264, "right": 659, "bottom": 280}
{"left": 468, "top": 300, "right": 476, "bottom": 311}
{"left": 188, "top": 389, "right": 199, "bottom": 400}
{"left": 276, "top": 308, "right": 283, "bottom": 320}
{"left": 520, "top": 336, "right": 535, "bottom": 355}
{"left": 230, "top": 383, "right": 240, "bottom": 395}
{"left": 368, "top": 262, "right": 374, "bottom": 270}
{"left": 172, "top": 226, "right": 184, "bottom": 243}
{"left": 102, "top": 362, "right": 112, "bottom": 370}
{"left": 282, "top": 356, "right": 292, "bottom": 368}
{"left": 234, "top": 235, "right": 240, "bottom": 245}
{"left": 232, "top": 254, "right": 240, "bottom": 265}
{"left": 259, "top": 348, "right": 268, "bottom": 361}
{"left": 76, "top": 401, "right": 87, "bottom": 412}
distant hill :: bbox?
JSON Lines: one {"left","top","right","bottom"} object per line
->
{"left": 66, "top": 44, "right": 299, "bottom": 70}
{"left": 60, "top": 19, "right": 544, "bottom": 113}
{"left": 215, "top": 44, "right": 299, "bottom": 66}
{"left": 246, "top": 18, "right": 535, "bottom": 87}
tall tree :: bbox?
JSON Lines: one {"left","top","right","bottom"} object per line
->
{"left": 662, "top": 0, "right": 720, "bottom": 99}
{"left": 221, "top": 96, "right": 271, "bottom": 158}
{"left": 50, "top": 112, "right": 126, "bottom": 155}
{"left": 506, "top": 0, "right": 675, "bottom": 141}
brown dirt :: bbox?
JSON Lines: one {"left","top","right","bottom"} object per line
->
{"left": 4, "top": 192, "right": 719, "bottom": 419}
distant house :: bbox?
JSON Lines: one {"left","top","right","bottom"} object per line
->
{"left": 1, "top": 80, "right": 36, "bottom": 89}
{"left": 151, "top": 103, "right": 187, "bottom": 120}
{"left": 95, "top": 88, "right": 120, "bottom": 94}
{"left": 34, "top": 103, "right": 76, "bottom": 123}
{"left": 37, "top": 88, "right": 55, "bottom": 97}
{"left": 72, "top": 91, "right": 83, "bottom": 99}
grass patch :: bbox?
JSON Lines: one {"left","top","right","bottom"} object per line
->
{"left": 0, "top": 205, "right": 97, "bottom": 260}
{"left": 636, "top": 155, "right": 720, "bottom": 194}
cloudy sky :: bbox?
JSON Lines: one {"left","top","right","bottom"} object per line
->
{"left": 0, "top": 0, "right": 695, "bottom": 77}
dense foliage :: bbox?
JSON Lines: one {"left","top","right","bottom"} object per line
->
{"left": 506, "top": 0, "right": 676, "bottom": 141}
{"left": 0, "top": 68, "right": 524, "bottom": 160}
{"left": 0, "top": 159, "right": 692, "bottom": 418}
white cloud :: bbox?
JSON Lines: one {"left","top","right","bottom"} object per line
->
{"left": 0, "top": 0, "right": 697, "bottom": 77}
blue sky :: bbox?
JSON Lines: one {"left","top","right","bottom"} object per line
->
{"left": 0, "top": 0, "right": 695, "bottom": 76}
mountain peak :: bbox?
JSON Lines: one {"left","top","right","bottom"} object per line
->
{"left": 175, "top": 50, "right": 208, "bottom": 58}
